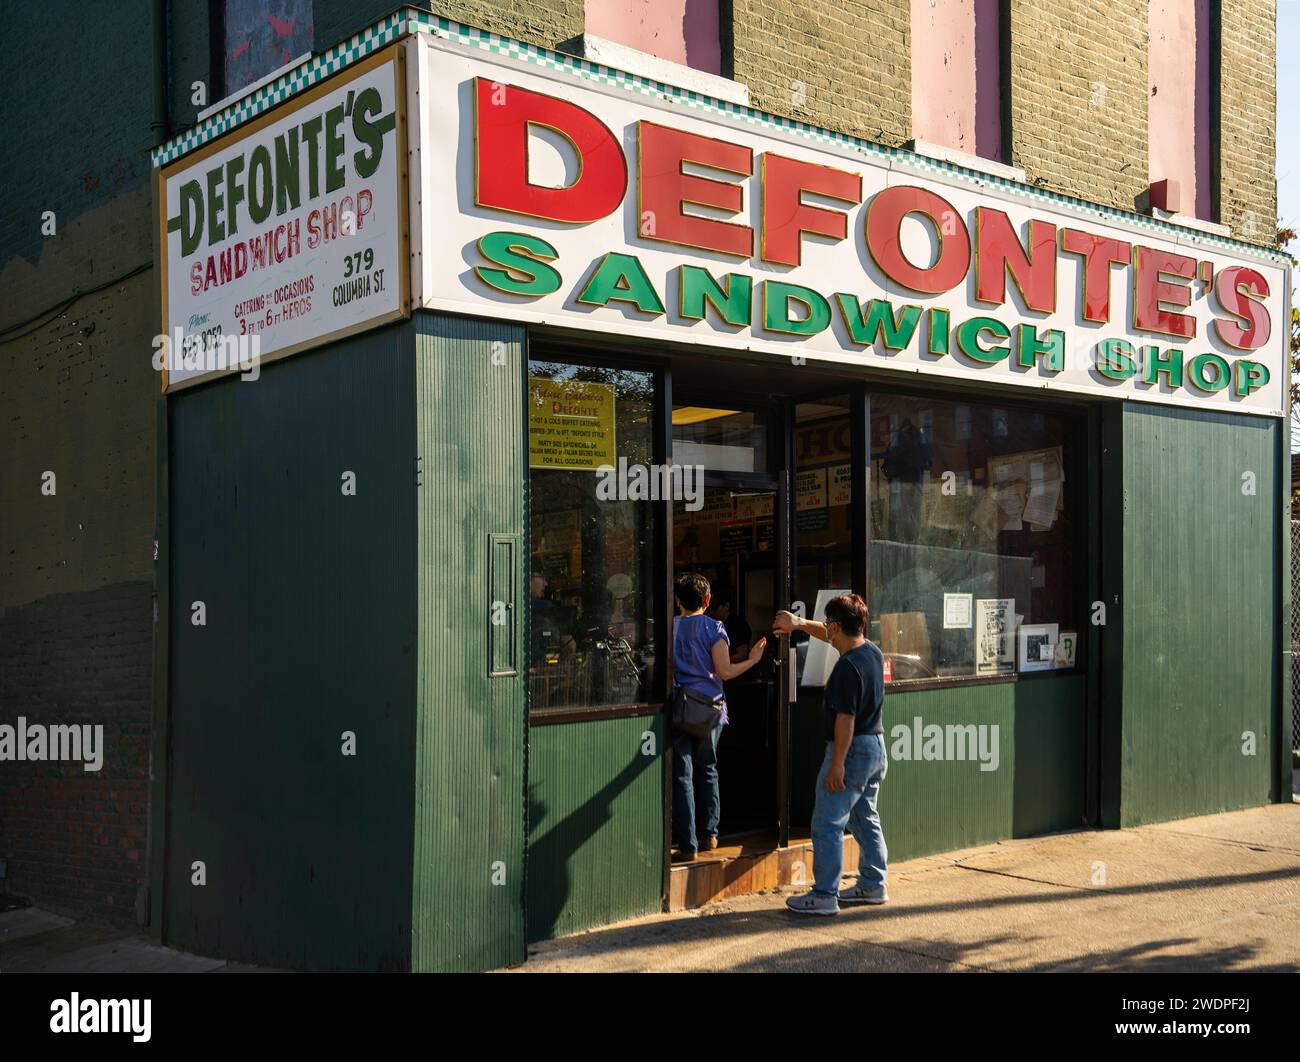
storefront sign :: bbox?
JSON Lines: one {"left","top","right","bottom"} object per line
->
{"left": 828, "top": 464, "right": 853, "bottom": 507}
{"left": 157, "top": 47, "right": 408, "bottom": 390}
{"left": 719, "top": 522, "right": 754, "bottom": 556}
{"left": 796, "top": 508, "right": 830, "bottom": 533}
{"left": 796, "top": 469, "right": 828, "bottom": 511}
{"left": 416, "top": 35, "right": 1288, "bottom": 416}
{"left": 796, "top": 419, "right": 853, "bottom": 464}
{"left": 696, "top": 494, "right": 736, "bottom": 523}
{"left": 527, "top": 378, "right": 617, "bottom": 470}
{"left": 734, "top": 494, "right": 774, "bottom": 520}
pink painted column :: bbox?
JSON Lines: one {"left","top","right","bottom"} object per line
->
{"left": 1148, "top": 0, "right": 1213, "bottom": 219}
{"left": 584, "top": 0, "right": 722, "bottom": 75}
{"left": 910, "top": 0, "right": 1002, "bottom": 161}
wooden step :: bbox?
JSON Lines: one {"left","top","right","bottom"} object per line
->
{"left": 669, "top": 833, "right": 862, "bottom": 911}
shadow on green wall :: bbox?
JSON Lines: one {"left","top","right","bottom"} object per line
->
{"left": 526, "top": 752, "right": 658, "bottom": 942}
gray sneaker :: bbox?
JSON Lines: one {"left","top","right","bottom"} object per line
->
{"left": 840, "top": 884, "right": 888, "bottom": 905}
{"left": 785, "top": 890, "right": 840, "bottom": 916}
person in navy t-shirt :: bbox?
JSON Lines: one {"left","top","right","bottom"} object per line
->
{"left": 670, "top": 572, "right": 767, "bottom": 861}
{"left": 773, "top": 593, "right": 889, "bottom": 914}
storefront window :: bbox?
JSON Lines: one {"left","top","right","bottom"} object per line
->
{"left": 671, "top": 407, "right": 769, "bottom": 473}
{"left": 528, "top": 359, "right": 658, "bottom": 713}
{"left": 869, "top": 394, "right": 1078, "bottom": 683}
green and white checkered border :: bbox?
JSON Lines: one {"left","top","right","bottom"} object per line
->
{"left": 153, "top": 6, "right": 1290, "bottom": 264}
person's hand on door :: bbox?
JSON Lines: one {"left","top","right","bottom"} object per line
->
{"left": 772, "top": 610, "right": 799, "bottom": 635}
{"left": 747, "top": 636, "right": 768, "bottom": 662}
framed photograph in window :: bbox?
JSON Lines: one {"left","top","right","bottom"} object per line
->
{"left": 1018, "top": 623, "right": 1059, "bottom": 673}
{"left": 1053, "top": 631, "right": 1078, "bottom": 669}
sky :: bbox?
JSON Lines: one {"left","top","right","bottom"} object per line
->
{"left": 1278, "top": 3, "right": 1299, "bottom": 242}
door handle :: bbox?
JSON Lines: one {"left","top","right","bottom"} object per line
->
{"left": 487, "top": 532, "right": 519, "bottom": 677}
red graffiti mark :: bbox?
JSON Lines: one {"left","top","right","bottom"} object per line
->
{"left": 229, "top": 39, "right": 251, "bottom": 60}
{"left": 267, "top": 14, "right": 296, "bottom": 37}
{"left": 81, "top": 171, "right": 101, "bottom": 193}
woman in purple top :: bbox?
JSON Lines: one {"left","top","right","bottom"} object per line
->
{"left": 671, "top": 572, "right": 767, "bottom": 861}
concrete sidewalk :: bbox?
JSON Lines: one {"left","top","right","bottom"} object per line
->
{"left": 3, "top": 804, "right": 1296, "bottom": 973}
{"left": 513, "top": 804, "right": 1300, "bottom": 972}
{"left": 0, "top": 908, "right": 269, "bottom": 973}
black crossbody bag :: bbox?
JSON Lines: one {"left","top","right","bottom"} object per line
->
{"left": 669, "top": 684, "right": 724, "bottom": 741}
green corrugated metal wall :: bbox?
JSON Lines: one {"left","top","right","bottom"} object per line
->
{"left": 1112, "top": 404, "right": 1280, "bottom": 825}
{"left": 526, "top": 716, "right": 666, "bottom": 942}
{"left": 164, "top": 324, "right": 419, "bottom": 971}
{"left": 411, "top": 313, "right": 528, "bottom": 971}
{"left": 877, "top": 676, "right": 1087, "bottom": 859}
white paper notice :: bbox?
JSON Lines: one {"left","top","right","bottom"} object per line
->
{"left": 800, "top": 588, "right": 851, "bottom": 687}
{"left": 1022, "top": 452, "right": 1063, "bottom": 528}
{"left": 975, "top": 598, "right": 1016, "bottom": 675}
{"left": 796, "top": 468, "right": 828, "bottom": 511}
{"left": 943, "top": 592, "right": 973, "bottom": 629}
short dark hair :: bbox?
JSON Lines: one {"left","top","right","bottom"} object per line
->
{"left": 823, "top": 593, "right": 869, "bottom": 636}
{"left": 674, "top": 572, "right": 711, "bottom": 611}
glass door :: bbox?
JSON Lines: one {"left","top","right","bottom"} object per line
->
{"left": 667, "top": 385, "right": 870, "bottom": 847}
{"left": 670, "top": 400, "right": 787, "bottom": 845}
{"left": 787, "top": 391, "right": 867, "bottom": 831}
{"left": 672, "top": 477, "right": 783, "bottom": 842}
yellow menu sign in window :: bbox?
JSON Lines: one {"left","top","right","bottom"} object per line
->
{"left": 528, "top": 378, "right": 617, "bottom": 470}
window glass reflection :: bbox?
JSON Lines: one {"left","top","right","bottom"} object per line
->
{"left": 870, "top": 395, "right": 1078, "bottom": 682}
{"left": 528, "top": 360, "right": 657, "bottom": 711}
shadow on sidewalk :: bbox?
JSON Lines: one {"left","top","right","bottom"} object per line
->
{"left": 522, "top": 861, "right": 1300, "bottom": 973}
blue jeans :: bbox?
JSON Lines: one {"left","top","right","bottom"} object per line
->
{"left": 672, "top": 726, "right": 721, "bottom": 854}
{"left": 811, "top": 733, "right": 888, "bottom": 896}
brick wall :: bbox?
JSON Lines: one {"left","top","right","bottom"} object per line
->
{"left": 430, "top": 0, "right": 914, "bottom": 148}
{"left": 0, "top": 2, "right": 157, "bottom": 925}
{"left": 0, "top": 583, "right": 154, "bottom": 920}
{"left": 0, "top": 278, "right": 155, "bottom": 930}
{"left": 0, "top": 246, "right": 155, "bottom": 925}
{"left": 421, "top": 0, "right": 1278, "bottom": 245}
{"left": 732, "top": 0, "right": 911, "bottom": 146}
{"left": 1006, "top": 0, "right": 1276, "bottom": 246}
{"left": 1219, "top": 0, "right": 1277, "bottom": 243}
{"left": 424, "top": 0, "right": 585, "bottom": 50}
{"left": 1007, "top": 1, "right": 1151, "bottom": 221}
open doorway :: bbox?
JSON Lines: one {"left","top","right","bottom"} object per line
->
{"left": 667, "top": 388, "right": 865, "bottom": 854}
{"left": 671, "top": 400, "right": 789, "bottom": 847}
{"left": 673, "top": 482, "right": 782, "bottom": 840}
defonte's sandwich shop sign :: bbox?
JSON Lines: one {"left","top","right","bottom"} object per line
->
{"left": 415, "top": 35, "right": 1285, "bottom": 417}
{"left": 157, "top": 32, "right": 1288, "bottom": 416}
{"left": 157, "top": 47, "right": 408, "bottom": 390}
